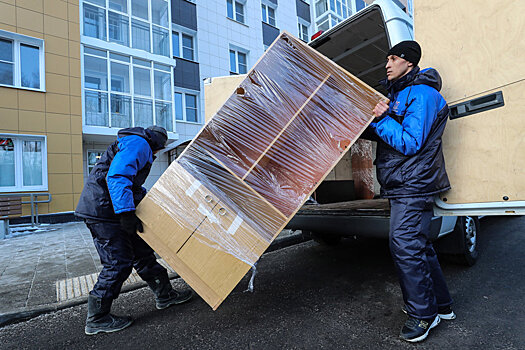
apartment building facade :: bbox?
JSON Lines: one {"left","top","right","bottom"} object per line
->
{"left": 0, "top": 0, "right": 83, "bottom": 218}
{"left": 0, "top": 0, "right": 409, "bottom": 219}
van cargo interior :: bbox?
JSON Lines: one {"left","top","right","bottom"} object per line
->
{"left": 310, "top": 5, "right": 390, "bottom": 95}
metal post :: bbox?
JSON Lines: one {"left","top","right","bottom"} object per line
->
{"left": 30, "top": 193, "right": 35, "bottom": 227}
{"left": 34, "top": 194, "right": 39, "bottom": 225}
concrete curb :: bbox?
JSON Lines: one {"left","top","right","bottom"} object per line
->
{"left": 0, "top": 273, "right": 177, "bottom": 328}
{"left": 0, "top": 233, "right": 311, "bottom": 328}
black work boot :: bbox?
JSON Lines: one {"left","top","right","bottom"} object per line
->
{"left": 146, "top": 273, "right": 193, "bottom": 310}
{"left": 85, "top": 295, "right": 133, "bottom": 335}
{"left": 399, "top": 315, "right": 440, "bottom": 343}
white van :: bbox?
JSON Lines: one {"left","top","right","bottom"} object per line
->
{"left": 287, "top": 0, "right": 524, "bottom": 266}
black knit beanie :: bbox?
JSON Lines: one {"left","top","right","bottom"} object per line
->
{"left": 146, "top": 125, "right": 168, "bottom": 151}
{"left": 387, "top": 40, "right": 421, "bottom": 66}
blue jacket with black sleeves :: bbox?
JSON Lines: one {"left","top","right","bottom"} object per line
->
{"left": 75, "top": 127, "right": 163, "bottom": 222}
{"left": 370, "top": 67, "right": 451, "bottom": 198}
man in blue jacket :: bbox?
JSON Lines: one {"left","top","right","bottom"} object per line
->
{"left": 370, "top": 41, "right": 454, "bottom": 342}
{"left": 76, "top": 126, "right": 192, "bottom": 335}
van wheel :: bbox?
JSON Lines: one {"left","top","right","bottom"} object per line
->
{"left": 307, "top": 231, "right": 343, "bottom": 246}
{"left": 449, "top": 216, "right": 480, "bottom": 266}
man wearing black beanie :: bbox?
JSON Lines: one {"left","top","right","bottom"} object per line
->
{"left": 369, "top": 40, "right": 454, "bottom": 342}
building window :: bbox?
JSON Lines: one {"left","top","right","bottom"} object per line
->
{"left": 82, "top": 0, "right": 170, "bottom": 57}
{"left": 0, "top": 135, "right": 47, "bottom": 191}
{"left": 174, "top": 91, "right": 199, "bottom": 123}
{"left": 315, "top": 0, "right": 328, "bottom": 17}
{"left": 298, "top": 22, "right": 309, "bottom": 42}
{"left": 0, "top": 30, "right": 45, "bottom": 91}
{"left": 261, "top": 4, "right": 276, "bottom": 27}
{"left": 229, "top": 49, "right": 247, "bottom": 75}
{"left": 227, "top": 0, "right": 245, "bottom": 24}
{"left": 83, "top": 48, "right": 174, "bottom": 131}
{"left": 172, "top": 31, "right": 195, "bottom": 61}
{"left": 87, "top": 150, "right": 104, "bottom": 174}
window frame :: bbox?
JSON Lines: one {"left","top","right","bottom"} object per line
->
{"left": 82, "top": 46, "right": 175, "bottom": 132}
{"left": 172, "top": 27, "right": 197, "bottom": 62}
{"left": 226, "top": 0, "right": 246, "bottom": 24}
{"left": 86, "top": 149, "right": 105, "bottom": 175}
{"left": 0, "top": 133, "right": 48, "bottom": 192}
{"left": 174, "top": 88, "right": 200, "bottom": 124}
{"left": 82, "top": 0, "right": 172, "bottom": 58}
{"left": 261, "top": 3, "right": 276, "bottom": 27}
{"left": 0, "top": 30, "right": 45, "bottom": 92}
{"left": 229, "top": 47, "right": 248, "bottom": 75}
{"left": 298, "top": 19, "right": 309, "bottom": 42}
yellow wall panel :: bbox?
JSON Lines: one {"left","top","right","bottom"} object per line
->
{"left": 68, "top": 40, "right": 80, "bottom": 59}
{"left": 18, "top": 90, "right": 45, "bottom": 112}
{"left": 69, "top": 95, "right": 81, "bottom": 115}
{"left": 70, "top": 115, "right": 82, "bottom": 134}
{"left": 19, "top": 110, "right": 46, "bottom": 132}
{"left": 0, "top": 108, "right": 19, "bottom": 131}
{"left": 43, "top": 14, "right": 68, "bottom": 39}
{"left": 43, "top": 0, "right": 68, "bottom": 20}
{"left": 72, "top": 173, "right": 84, "bottom": 193}
{"left": 16, "top": 7, "right": 44, "bottom": 33}
{"left": 71, "top": 134, "right": 82, "bottom": 154}
{"left": 0, "top": 23, "right": 17, "bottom": 32}
{"left": 16, "top": 28, "right": 44, "bottom": 39}
{"left": 45, "top": 52, "right": 70, "bottom": 76}
{"left": 46, "top": 73, "right": 70, "bottom": 95}
{"left": 69, "top": 76, "right": 81, "bottom": 96}
{"left": 69, "top": 57, "right": 80, "bottom": 77}
{"left": 48, "top": 173, "right": 73, "bottom": 194}
{"left": 73, "top": 193, "right": 81, "bottom": 209}
{"left": 47, "top": 132, "right": 72, "bottom": 153}
{"left": 48, "top": 193, "right": 74, "bottom": 213}
{"left": 46, "top": 113, "right": 71, "bottom": 134}
{"left": 0, "top": 3, "right": 16, "bottom": 27}
{"left": 16, "top": 0, "right": 43, "bottom": 12}
{"left": 0, "top": 88, "right": 18, "bottom": 109}
{"left": 43, "top": 35, "right": 69, "bottom": 57}
{"left": 46, "top": 92, "right": 70, "bottom": 114}
{"left": 68, "top": 20, "right": 80, "bottom": 42}
{"left": 71, "top": 152, "right": 83, "bottom": 173}
{"left": 67, "top": 3, "right": 79, "bottom": 23}
{"left": 48, "top": 153, "right": 72, "bottom": 174}
{"left": 0, "top": 0, "right": 15, "bottom": 6}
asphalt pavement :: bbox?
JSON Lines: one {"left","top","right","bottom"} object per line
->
{"left": 0, "top": 216, "right": 524, "bottom": 349}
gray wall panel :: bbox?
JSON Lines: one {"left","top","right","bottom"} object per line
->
{"left": 171, "top": 0, "right": 197, "bottom": 30}
{"left": 296, "top": 0, "right": 311, "bottom": 23}
{"left": 262, "top": 22, "right": 280, "bottom": 47}
{"left": 174, "top": 58, "right": 200, "bottom": 91}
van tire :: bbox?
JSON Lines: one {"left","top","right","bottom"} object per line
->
{"left": 439, "top": 216, "right": 479, "bottom": 266}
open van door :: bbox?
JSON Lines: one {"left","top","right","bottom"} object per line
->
{"left": 415, "top": 0, "right": 525, "bottom": 216}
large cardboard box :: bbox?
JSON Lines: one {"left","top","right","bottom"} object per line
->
{"left": 136, "top": 32, "right": 384, "bottom": 309}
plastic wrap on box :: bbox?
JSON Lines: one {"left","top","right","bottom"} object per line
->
{"left": 136, "top": 32, "right": 385, "bottom": 310}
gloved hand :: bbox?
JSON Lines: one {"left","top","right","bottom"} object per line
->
{"left": 119, "top": 211, "right": 144, "bottom": 235}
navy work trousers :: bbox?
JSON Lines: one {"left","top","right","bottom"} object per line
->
{"left": 389, "top": 196, "right": 452, "bottom": 319}
{"left": 86, "top": 221, "right": 166, "bottom": 300}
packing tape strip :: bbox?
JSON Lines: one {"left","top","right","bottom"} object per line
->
{"left": 185, "top": 180, "right": 201, "bottom": 197}
{"left": 227, "top": 215, "right": 243, "bottom": 236}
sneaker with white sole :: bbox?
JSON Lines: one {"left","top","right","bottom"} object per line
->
{"left": 401, "top": 304, "right": 456, "bottom": 320}
{"left": 399, "top": 315, "right": 440, "bottom": 343}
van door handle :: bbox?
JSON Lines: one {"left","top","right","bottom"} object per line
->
{"left": 466, "top": 92, "right": 504, "bottom": 111}
{"left": 450, "top": 91, "right": 504, "bottom": 119}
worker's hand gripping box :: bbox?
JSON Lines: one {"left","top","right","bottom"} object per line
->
{"left": 136, "top": 32, "right": 384, "bottom": 310}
